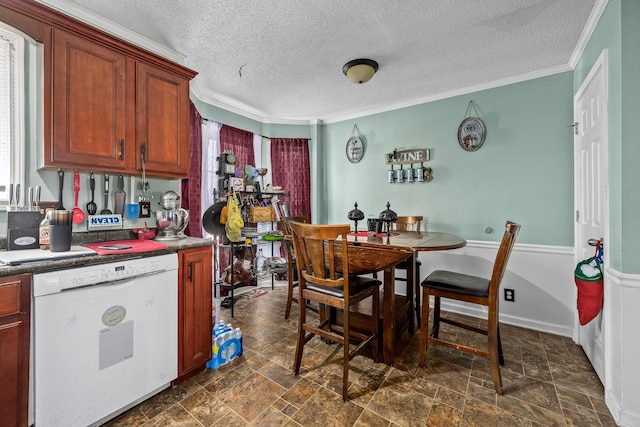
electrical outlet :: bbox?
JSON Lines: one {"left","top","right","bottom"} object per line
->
{"left": 504, "top": 288, "right": 515, "bottom": 302}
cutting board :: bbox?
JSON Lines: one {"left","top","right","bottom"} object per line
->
{"left": 84, "top": 239, "right": 168, "bottom": 255}
{"left": 0, "top": 246, "right": 97, "bottom": 266}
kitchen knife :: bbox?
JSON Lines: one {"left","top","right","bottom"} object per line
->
{"left": 15, "top": 183, "right": 21, "bottom": 209}
{"left": 35, "top": 186, "right": 41, "bottom": 211}
{"left": 8, "top": 183, "right": 13, "bottom": 209}
{"left": 28, "top": 187, "right": 34, "bottom": 211}
{"left": 114, "top": 174, "right": 125, "bottom": 215}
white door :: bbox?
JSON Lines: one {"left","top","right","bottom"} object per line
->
{"left": 574, "top": 50, "right": 608, "bottom": 383}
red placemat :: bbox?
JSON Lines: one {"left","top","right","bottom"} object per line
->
{"left": 84, "top": 239, "right": 168, "bottom": 255}
{"left": 348, "top": 231, "right": 399, "bottom": 238}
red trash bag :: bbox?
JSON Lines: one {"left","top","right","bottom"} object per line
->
{"left": 574, "top": 257, "right": 603, "bottom": 326}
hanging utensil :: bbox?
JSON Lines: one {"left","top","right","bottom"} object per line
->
{"left": 139, "top": 145, "right": 151, "bottom": 218}
{"left": 114, "top": 174, "right": 125, "bottom": 215}
{"left": 72, "top": 171, "right": 85, "bottom": 224}
{"left": 56, "top": 169, "right": 64, "bottom": 210}
{"left": 86, "top": 172, "right": 97, "bottom": 215}
{"left": 100, "top": 173, "right": 112, "bottom": 214}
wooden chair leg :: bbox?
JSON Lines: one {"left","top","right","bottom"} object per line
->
{"left": 372, "top": 288, "right": 380, "bottom": 363}
{"left": 497, "top": 325, "right": 504, "bottom": 365}
{"left": 488, "top": 306, "right": 503, "bottom": 394}
{"left": 414, "top": 262, "right": 421, "bottom": 325}
{"left": 431, "top": 296, "right": 441, "bottom": 338}
{"left": 293, "top": 294, "right": 307, "bottom": 375}
{"left": 419, "top": 287, "right": 431, "bottom": 367}
{"left": 342, "top": 306, "right": 350, "bottom": 401}
{"left": 284, "top": 270, "right": 295, "bottom": 319}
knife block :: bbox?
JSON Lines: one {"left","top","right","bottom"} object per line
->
{"left": 7, "top": 210, "right": 42, "bottom": 250}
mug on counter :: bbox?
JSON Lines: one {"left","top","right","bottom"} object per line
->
{"left": 49, "top": 223, "right": 72, "bottom": 252}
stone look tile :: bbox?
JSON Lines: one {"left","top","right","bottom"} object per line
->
{"left": 367, "top": 381, "right": 434, "bottom": 426}
{"left": 110, "top": 287, "right": 617, "bottom": 427}
{"left": 180, "top": 389, "right": 230, "bottom": 426}
{"left": 462, "top": 398, "right": 530, "bottom": 426}
{"left": 222, "top": 372, "right": 287, "bottom": 423}
{"left": 291, "top": 387, "right": 363, "bottom": 426}
{"left": 426, "top": 403, "right": 462, "bottom": 427}
{"left": 103, "top": 407, "right": 147, "bottom": 427}
{"left": 353, "top": 409, "right": 392, "bottom": 427}
{"left": 143, "top": 404, "right": 201, "bottom": 427}
{"left": 138, "top": 386, "right": 189, "bottom": 419}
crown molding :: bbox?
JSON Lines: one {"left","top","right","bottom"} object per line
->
{"left": 569, "top": 0, "right": 609, "bottom": 68}
{"left": 35, "top": 0, "right": 186, "bottom": 64}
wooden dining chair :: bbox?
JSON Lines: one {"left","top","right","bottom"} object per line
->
{"left": 419, "top": 221, "right": 521, "bottom": 394}
{"left": 393, "top": 216, "right": 423, "bottom": 324}
{"left": 281, "top": 215, "right": 308, "bottom": 319}
{"left": 289, "top": 222, "right": 380, "bottom": 401}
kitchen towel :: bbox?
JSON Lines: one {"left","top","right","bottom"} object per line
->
{"left": 84, "top": 239, "right": 168, "bottom": 255}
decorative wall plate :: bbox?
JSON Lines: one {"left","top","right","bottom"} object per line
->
{"left": 457, "top": 117, "right": 486, "bottom": 152}
{"left": 346, "top": 136, "right": 364, "bottom": 163}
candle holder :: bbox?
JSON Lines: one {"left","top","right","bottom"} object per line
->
{"left": 256, "top": 168, "right": 268, "bottom": 190}
{"left": 378, "top": 201, "right": 397, "bottom": 236}
{"left": 348, "top": 202, "right": 365, "bottom": 233}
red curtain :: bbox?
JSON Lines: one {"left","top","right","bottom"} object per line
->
{"left": 220, "top": 125, "right": 255, "bottom": 175}
{"left": 270, "top": 138, "right": 311, "bottom": 221}
{"left": 181, "top": 102, "right": 202, "bottom": 237}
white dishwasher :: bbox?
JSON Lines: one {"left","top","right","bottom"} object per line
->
{"left": 32, "top": 253, "right": 179, "bottom": 427}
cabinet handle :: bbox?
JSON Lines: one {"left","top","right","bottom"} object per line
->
{"left": 119, "top": 139, "right": 125, "bottom": 160}
{"left": 141, "top": 143, "right": 147, "bottom": 165}
{"left": 188, "top": 262, "right": 193, "bottom": 282}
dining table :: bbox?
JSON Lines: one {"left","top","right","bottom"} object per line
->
{"left": 341, "top": 230, "right": 467, "bottom": 365}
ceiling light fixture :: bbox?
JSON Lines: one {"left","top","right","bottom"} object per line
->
{"left": 343, "top": 58, "right": 378, "bottom": 84}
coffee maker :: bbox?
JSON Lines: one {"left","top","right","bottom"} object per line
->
{"left": 155, "top": 190, "right": 189, "bottom": 240}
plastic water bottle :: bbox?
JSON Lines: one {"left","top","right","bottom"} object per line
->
{"left": 254, "top": 249, "right": 266, "bottom": 278}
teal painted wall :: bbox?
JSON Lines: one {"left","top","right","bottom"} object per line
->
{"left": 320, "top": 73, "right": 575, "bottom": 246}
{"left": 575, "top": 0, "right": 640, "bottom": 273}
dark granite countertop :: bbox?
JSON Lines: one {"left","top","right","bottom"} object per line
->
{"left": 0, "top": 230, "right": 214, "bottom": 277}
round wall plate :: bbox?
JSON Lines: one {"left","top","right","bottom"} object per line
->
{"left": 346, "top": 136, "right": 364, "bottom": 163}
{"left": 457, "top": 117, "right": 486, "bottom": 152}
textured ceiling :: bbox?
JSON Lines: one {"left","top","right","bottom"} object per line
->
{"left": 50, "top": 0, "right": 599, "bottom": 123}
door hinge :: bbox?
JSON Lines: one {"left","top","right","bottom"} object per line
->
{"left": 575, "top": 210, "right": 580, "bottom": 222}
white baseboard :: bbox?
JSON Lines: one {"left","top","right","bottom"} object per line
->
{"left": 438, "top": 300, "right": 574, "bottom": 337}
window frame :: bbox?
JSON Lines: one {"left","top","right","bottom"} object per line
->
{"left": 0, "top": 24, "right": 27, "bottom": 208}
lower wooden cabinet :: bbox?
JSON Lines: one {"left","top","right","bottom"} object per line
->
{"left": 0, "top": 274, "right": 31, "bottom": 427}
{"left": 177, "top": 246, "right": 213, "bottom": 381}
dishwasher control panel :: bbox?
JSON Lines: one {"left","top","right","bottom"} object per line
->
{"left": 33, "top": 253, "right": 179, "bottom": 297}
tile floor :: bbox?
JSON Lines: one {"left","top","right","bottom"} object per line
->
{"left": 106, "top": 286, "right": 617, "bottom": 426}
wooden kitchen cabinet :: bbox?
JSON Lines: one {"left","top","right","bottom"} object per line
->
{"left": 49, "top": 28, "right": 129, "bottom": 171}
{"left": 177, "top": 246, "right": 213, "bottom": 382}
{"left": 0, "top": 274, "right": 31, "bottom": 427}
{"left": 136, "top": 61, "right": 191, "bottom": 177}
{"left": 43, "top": 19, "right": 196, "bottom": 177}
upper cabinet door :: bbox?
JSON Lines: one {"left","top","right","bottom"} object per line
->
{"left": 48, "top": 28, "right": 129, "bottom": 170}
{"left": 136, "top": 61, "right": 190, "bottom": 178}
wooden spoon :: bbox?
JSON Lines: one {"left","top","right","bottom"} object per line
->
{"left": 72, "top": 171, "right": 85, "bottom": 224}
